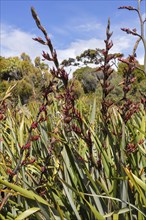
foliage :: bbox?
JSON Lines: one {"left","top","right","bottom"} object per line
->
{"left": 0, "top": 87, "right": 146, "bottom": 220}
{"left": 62, "top": 48, "right": 123, "bottom": 67}
{"left": 73, "top": 66, "right": 93, "bottom": 81}
{"left": 0, "top": 1, "right": 146, "bottom": 220}
{"left": 82, "top": 73, "right": 97, "bottom": 93}
{"left": 0, "top": 55, "right": 50, "bottom": 103}
{"left": 0, "top": 56, "right": 22, "bottom": 81}
{"left": 13, "top": 79, "right": 33, "bottom": 104}
{"left": 69, "top": 79, "right": 84, "bottom": 99}
{"left": 73, "top": 67, "right": 103, "bottom": 94}
{"left": 0, "top": 81, "right": 10, "bottom": 95}
{"left": 21, "top": 52, "right": 31, "bottom": 62}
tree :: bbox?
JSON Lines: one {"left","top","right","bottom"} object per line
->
{"left": 0, "top": 55, "right": 51, "bottom": 103}
{"left": 0, "top": 56, "right": 22, "bottom": 81}
{"left": 61, "top": 49, "right": 122, "bottom": 67}
{"left": 69, "top": 79, "right": 84, "bottom": 99}
{"left": 82, "top": 74, "right": 97, "bottom": 93}
{"left": 73, "top": 66, "right": 93, "bottom": 81}
{"left": 72, "top": 67, "right": 99, "bottom": 93}
{"left": 34, "top": 56, "right": 41, "bottom": 67}
{"left": 21, "top": 52, "right": 31, "bottom": 62}
{"left": 34, "top": 56, "right": 49, "bottom": 70}
{"left": 13, "top": 79, "right": 33, "bottom": 104}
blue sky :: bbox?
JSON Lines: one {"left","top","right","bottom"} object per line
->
{"left": 1, "top": 0, "right": 146, "bottom": 67}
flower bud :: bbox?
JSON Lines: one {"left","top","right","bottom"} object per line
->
{"left": 64, "top": 116, "right": 72, "bottom": 123}
{"left": 31, "top": 122, "right": 38, "bottom": 129}
{"left": 22, "top": 142, "right": 31, "bottom": 150}
{"left": 30, "top": 135, "right": 40, "bottom": 141}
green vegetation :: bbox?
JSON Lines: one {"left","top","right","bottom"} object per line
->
{"left": 0, "top": 1, "right": 146, "bottom": 220}
{"left": 0, "top": 54, "right": 50, "bottom": 104}
{"left": 0, "top": 79, "right": 146, "bottom": 220}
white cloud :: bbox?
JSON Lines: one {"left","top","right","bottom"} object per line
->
{"left": 57, "top": 36, "right": 133, "bottom": 62}
{"left": 112, "top": 36, "right": 131, "bottom": 52}
{"left": 1, "top": 23, "right": 144, "bottom": 69}
{"left": 1, "top": 24, "right": 104, "bottom": 62}
{"left": 57, "top": 38, "right": 104, "bottom": 61}
{"left": 1, "top": 24, "right": 44, "bottom": 60}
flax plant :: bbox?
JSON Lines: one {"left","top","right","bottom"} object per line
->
{"left": 0, "top": 1, "right": 146, "bottom": 220}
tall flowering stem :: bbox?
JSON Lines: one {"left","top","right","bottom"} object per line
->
{"left": 31, "top": 7, "right": 68, "bottom": 87}
{"left": 7, "top": 8, "right": 69, "bottom": 182}
{"left": 118, "top": 55, "right": 140, "bottom": 123}
{"left": 30, "top": 7, "right": 100, "bottom": 170}
{"left": 96, "top": 19, "right": 122, "bottom": 123}
{"left": 119, "top": 0, "right": 146, "bottom": 75}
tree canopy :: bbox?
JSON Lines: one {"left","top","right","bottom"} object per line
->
{"left": 0, "top": 54, "right": 50, "bottom": 103}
